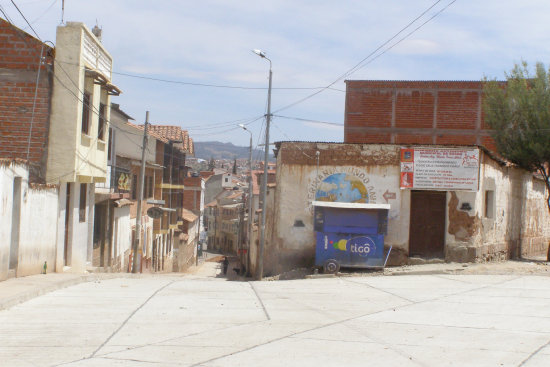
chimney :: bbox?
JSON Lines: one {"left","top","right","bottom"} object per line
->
{"left": 92, "top": 25, "right": 102, "bottom": 41}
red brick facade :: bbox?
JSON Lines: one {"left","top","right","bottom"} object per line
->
{"left": 183, "top": 177, "right": 203, "bottom": 212}
{"left": 344, "top": 80, "right": 499, "bottom": 151}
{"left": 0, "top": 19, "right": 53, "bottom": 181}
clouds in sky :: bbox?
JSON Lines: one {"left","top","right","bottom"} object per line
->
{"left": 2, "top": 0, "right": 550, "bottom": 147}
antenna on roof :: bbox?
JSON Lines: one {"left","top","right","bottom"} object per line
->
{"left": 92, "top": 20, "right": 102, "bottom": 41}
{"left": 60, "top": 0, "right": 65, "bottom": 24}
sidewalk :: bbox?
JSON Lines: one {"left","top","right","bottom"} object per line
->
{"left": 0, "top": 272, "right": 122, "bottom": 311}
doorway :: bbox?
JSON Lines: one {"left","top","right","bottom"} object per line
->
{"left": 409, "top": 190, "right": 446, "bottom": 258}
{"left": 64, "top": 183, "right": 71, "bottom": 266}
{"left": 9, "top": 177, "right": 22, "bottom": 277}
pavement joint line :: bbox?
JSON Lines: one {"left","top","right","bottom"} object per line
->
{"left": 90, "top": 279, "right": 178, "bottom": 358}
{"left": 96, "top": 320, "right": 265, "bottom": 358}
{"left": 357, "top": 319, "right": 550, "bottom": 335}
{"left": 432, "top": 274, "right": 479, "bottom": 284}
{"left": 517, "top": 337, "right": 550, "bottom": 366}
{"left": 288, "top": 335, "right": 540, "bottom": 355}
{"left": 189, "top": 297, "right": 421, "bottom": 367}
{"left": 248, "top": 282, "right": 271, "bottom": 320}
{"left": 340, "top": 277, "right": 416, "bottom": 302}
{"left": 315, "top": 300, "right": 429, "bottom": 367}
{"left": 0, "top": 273, "right": 122, "bottom": 311}
{"left": 97, "top": 355, "right": 168, "bottom": 365}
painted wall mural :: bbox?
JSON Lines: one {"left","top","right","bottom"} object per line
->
{"left": 307, "top": 168, "right": 376, "bottom": 213}
{"left": 315, "top": 173, "right": 369, "bottom": 203}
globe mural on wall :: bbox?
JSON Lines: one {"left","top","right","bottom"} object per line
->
{"left": 315, "top": 173, "right": 369, "bottom": 203}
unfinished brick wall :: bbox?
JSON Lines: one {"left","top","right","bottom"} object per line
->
{"left": 183, "top": 177, "right": 202, "bottom": 212}
{"left": 0, "top": 19, "right": 53, "bottom": 181}
{"left": 344, "top": 80, "right": 499, "bottom": 151}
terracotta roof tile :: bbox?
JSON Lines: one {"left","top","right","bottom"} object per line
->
{"left": 126, "top": 122, "right": 168, "bottom": 143}
{"left": 147, "top": 125, "right": 194, "bottom": 154}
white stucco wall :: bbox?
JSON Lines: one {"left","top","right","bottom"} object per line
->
{"left": 111, "top": 116, "right": 156, "bottom": 163}
{"left": 0, "top": 162, "right": 58, "bottom": 280}
{"left": 112, "top": 205, "right": 131, "bottom": 270}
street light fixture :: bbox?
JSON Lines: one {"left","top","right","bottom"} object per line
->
{"left": 252, "top": 48, "right": 272, "bottom": 280}
{"left": 238, "top": 124, "right": 253, "bottom": 275}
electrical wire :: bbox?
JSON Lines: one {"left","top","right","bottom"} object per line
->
{"left": 352, "top": 0, "right": 458, "bottom": 75}
{"left": 273, "top": 0, "right": 456, "bottom": 114}
{"left": 54, "top": 59, "right": 343, "bottom": 91}
{"left": 273, "top": 114, "right": 343, "bottom": 127}
{"left": 271, "top": 117, "right": 314, "bottom": 159}
{"left": 24, "top": 0, "right": 57, "bottom": 29}
{"left": 113, "top": 69, "right": 331, "bottom": 91}
{"left": 10, "top": 0, "right": 40, "bottom": 39}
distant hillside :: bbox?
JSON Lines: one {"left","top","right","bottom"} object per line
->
{"left": 194, "top": 141, "right": 271, "bottom": 160}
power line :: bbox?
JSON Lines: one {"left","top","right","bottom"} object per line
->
{"left": 10, "top": 0, "right": 41, "bottom": 39}
{"left": 352, "top": 0, "right": 458, "bottom": 75}
{"left": 273, "top": 0, "right": 456, "bottom": 114}
{"left": 55, "top": 60, "right": 344, "bottom": 92}
{"left": 113, "top": 69, "right": 331, "bottom": 91}
{"left": 274, "top": 114, "right": 343, "bottom": 127}
{"left": 24, "top": 0, "right": 57, "bottom": 30}
{"left": 271, "top": 117, "right": 314, "bottom": 159}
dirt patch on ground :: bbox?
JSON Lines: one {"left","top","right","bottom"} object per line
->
{"left": 263, "top": 268, "right": 314, "bottom": 281}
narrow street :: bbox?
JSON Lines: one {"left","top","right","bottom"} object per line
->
{"left": 1, "top": 261, "right": 550, "bottom": 366}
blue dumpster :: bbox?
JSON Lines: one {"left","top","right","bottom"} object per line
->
{"left": 312, "top": 201, "right": 391, "bottom": 273}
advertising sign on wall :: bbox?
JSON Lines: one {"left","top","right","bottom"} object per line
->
{"left": 400, "top": 147, "right": 480, "bottom": 191}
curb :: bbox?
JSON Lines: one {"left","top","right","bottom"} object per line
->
{"left": 0, "top": 273, "right": 122, "bottom": 311}
{"left": 305, "top": 274, "right": 336, "bottom": 279}
{"left": 385, "top": 269, "right": 466, "bottom": 276}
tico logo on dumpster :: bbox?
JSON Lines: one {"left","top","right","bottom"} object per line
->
{"left": 331, "top": 236, "right": 376, "bottom": 257}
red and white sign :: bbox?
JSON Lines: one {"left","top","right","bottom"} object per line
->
{"left": 400, "top": 147, "right": 480, "bottom": 191}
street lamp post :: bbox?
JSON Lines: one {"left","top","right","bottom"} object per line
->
{"left": 238, "top": 124, "right": 253, "bottom": 276}
{"left": 252, "top": 49, "right": 272, "bottom": 280}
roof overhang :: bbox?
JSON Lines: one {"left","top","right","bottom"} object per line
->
{"left": 312, "top": 201, "right": 390, "bottom": 210}
{"left": 85, "top": 67, "right": 122, "bottom": 96}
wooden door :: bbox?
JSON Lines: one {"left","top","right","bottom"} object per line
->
{"left": 409, "top": 190, "right": 446, "bottom": 258}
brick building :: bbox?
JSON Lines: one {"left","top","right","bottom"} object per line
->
{"left": 1, "top": 20, "right": 120, "bottom": 276}
{"left": 344, "top": 80, "right": 504, "bottom": 151}
{"left": 0, "top": 19, "right": 54, "bottom": 182}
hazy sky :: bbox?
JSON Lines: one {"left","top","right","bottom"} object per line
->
{"left": 2, "top": 0, "right": 550, "bottom": 151}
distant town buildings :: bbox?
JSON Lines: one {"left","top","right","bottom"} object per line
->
{"left": 0, "top": 20, "right": 203, "bottom": 280}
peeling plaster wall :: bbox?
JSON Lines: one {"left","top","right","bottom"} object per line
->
{"left": 446, "top": 154, "right": 550, "bottom": 262}
{"left": 270, "top": 143, "right": 550, "bottom": 273}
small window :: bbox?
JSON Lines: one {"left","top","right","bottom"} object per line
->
{"left": 225, "top": 177, "right": 229, "bottom": 183}
{"left": 485, "top": 190, "right": 495, "bottom": 218}
{"left": 132, "top": 174, "right": 137, "bottom": 200}
{"left": 148, "top": 176, "right": 153, "bottom": 198}
{"left": 79, "top": 183, "right": 87, "bottom": 222}
{"left": 81, "top": 92, "right": 91, "bottom": 135}
{"left": 98, "top": 103, "right": 106, "bottom": 140}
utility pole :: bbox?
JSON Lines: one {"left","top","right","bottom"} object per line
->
{"left": 258, "top": 56, "right": 272, "bottom": 280}
{"left": 132, "top": 111, "right": 149, "bottom": 273}
{"left": 246, "top": 133, "right": 253, "bottom": 276}
{"left": 238, "top": 124, "right": 254, "bottom": 276}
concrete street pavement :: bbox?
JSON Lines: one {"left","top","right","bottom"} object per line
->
{"left": 1, "top": 262, "right": 550, "bottom": 366}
